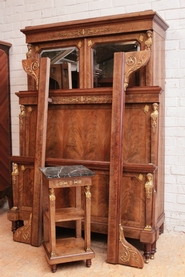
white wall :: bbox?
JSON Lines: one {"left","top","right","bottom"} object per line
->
{"left": 0, "top": 0, "right": 185, "bottom": 232}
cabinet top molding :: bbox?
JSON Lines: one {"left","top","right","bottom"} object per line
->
{"left": 21, "top": 10, "right": 169, "bottom": 44}
{"left": 0, "top": 41, "right": 12, "bottom": 48}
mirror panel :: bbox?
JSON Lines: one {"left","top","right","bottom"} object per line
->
{"left": 40, "top": 47, "right": 79, "bottom": 89}
{"left": 93, "top": 41, "right": 140, "bottom": 87}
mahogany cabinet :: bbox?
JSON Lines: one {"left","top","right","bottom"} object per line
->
{"left": 7, "top": 10, "right": 168, "bottom": 266}
{"left": 0, "top": 41, "right": 12, "bottom": 208}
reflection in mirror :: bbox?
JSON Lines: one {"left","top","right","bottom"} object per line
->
{"left": 93, "top": 41, "right": 140, "bottom": 87}
{"left": 40, "top": 47, "right": 79, "bottom": 89}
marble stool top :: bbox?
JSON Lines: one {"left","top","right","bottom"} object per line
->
{"left": 40, "top": 165, "right": 95, "bottom": 179}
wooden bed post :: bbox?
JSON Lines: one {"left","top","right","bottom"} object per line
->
{"left": 31, "top": 57, "right": 50, "bottom": 246}
{"left": 107, "top": 51, "right": 150, "bottom": 268}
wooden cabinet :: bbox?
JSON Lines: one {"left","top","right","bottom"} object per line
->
{"left": 8, "top": 10, "right": 168, "bottom": 267}
{"left": 0, "top": 41, "right": 12, "bottom": 208}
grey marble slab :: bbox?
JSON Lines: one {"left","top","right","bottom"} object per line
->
{"left": 40, "top": 165, "right": 95, "bottom": 179}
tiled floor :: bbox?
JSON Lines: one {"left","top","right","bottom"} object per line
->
{"left": 1, "top": 201, "right": 185, "bottom": 277}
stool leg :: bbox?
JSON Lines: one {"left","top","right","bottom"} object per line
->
{"left": 76, "top": 186, "right": 81, "bottom": 238}
{"left": 86, "top": 259, "right": 92, "bottom": 267}
{"left": 84, "top": 185, "right": 91, "bottom": 251}
{"left": 49, "top": 188, "right": 56, "bottom": 256}
{"left": 151, "top": 241, "right": 156, "bottom": 259}
{"left": 51, "top": 264, "right": 57, "bottom": 273}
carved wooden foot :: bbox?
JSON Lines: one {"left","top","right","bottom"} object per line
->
{"left": 150, "top": 241, "right": 156, "bottom": 260}
{"left": 51, "top": 264, "right": 57, "bottom": 273}
{"left": 13, "top": 214, "right": 32, "bottom": 244}
{"left": 159, "top": 223, "right": 164, "bottom": 235}
{"left": 17, "top": 220, "right": 24, "bottom": 228}
{"left": 86, "top": 259, "right": 92, "bottom": 267}
{"left": 11, "top": 220, "right": 24, "bottom": 233}
{"left": 144, "top": 243, "right": 151, "bottom": 263}
{"left": 12, "top": 221, "right": 17, "bottom": 233}
{"left": 119, "top": 225, "right": 144, "bottom": 268}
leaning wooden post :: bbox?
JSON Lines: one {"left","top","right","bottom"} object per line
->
{"left": 31, "top": 57, "right": 50, "bottom": 246}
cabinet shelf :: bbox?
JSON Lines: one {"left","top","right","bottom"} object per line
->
{"left": 44, "top": 237, "right": 94, "bottom": 262}
{"left": 44, "top": 207, "right": 85, "bottom": 222}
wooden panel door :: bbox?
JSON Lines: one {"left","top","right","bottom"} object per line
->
{"left": 0, "top": 44, "right": 12, "bottom": 207}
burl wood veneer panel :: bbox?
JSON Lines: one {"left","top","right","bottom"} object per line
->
{"left": 121, "top": 173, "right": 145, "bottom": 230}
{"left": 46, "top": 104, "right": 111, "bottom": 161}
{"left": 123, "top": 103, "right": 151, "bottom": 164}
{"left": 16, "top": 165, "right": 34, "bottom": 220}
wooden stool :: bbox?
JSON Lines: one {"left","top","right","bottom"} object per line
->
{"left": 40, "top": 165, "right": 95, "bottom": 273}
